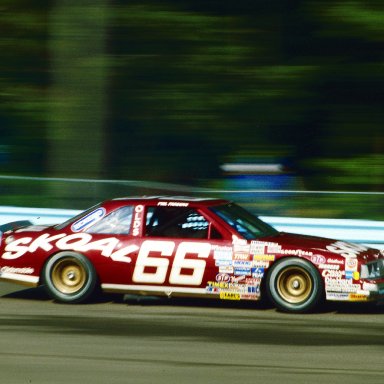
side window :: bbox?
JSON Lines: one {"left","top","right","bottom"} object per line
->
{"left": 85, "top": 206, "right": 134, "bottom": 235}
{"left": 210, "top": 225, "right": 223, "bottom": 240}
{"left": 145, "top": 207, "right": 210, "bottom": 239}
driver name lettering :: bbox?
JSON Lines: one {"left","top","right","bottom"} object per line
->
{"left": 157, "top": 201, "right": 189, "bottom": 207}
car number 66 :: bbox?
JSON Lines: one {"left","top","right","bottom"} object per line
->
{"left": 132, "top": 240, "right": 211, "bottom": 286}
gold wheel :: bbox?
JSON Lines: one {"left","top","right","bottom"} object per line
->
{"left": 51, "top": 257, "right": 87, "bottom": 295}
{"left": 276, "top": 266, "right": 313, "bottom": 304}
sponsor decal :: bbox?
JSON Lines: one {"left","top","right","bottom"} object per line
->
{"left": 230, "top": 275, "right": 246, "bottom": 283}
{"left": 349, "top": 293, "right": 369, "bottom": 301}
{"left": 250, "top": 241, "right": 266, "bottom": 254}
{"left": 0, "top": 266, "right": 34, "bottom": 275}
{"left": 253, "top": 255, "right": 275, "bottom": 262}
{"left": 353, "top": 271, "right": 360, "bottom": 280}
{"left": 207, "top": 281, "right": 229, "bottom": 289}
{"left": 220, "top": 292, "right": 241, "bottom": 300}
{"left": 322, "top": 270, "right": 344, "bottom": 278}
{"left": 241, "top": 294, "right": 259, "bottom": 300}
{"left": 326, "top": 241, "right": 368, "bottom": 258}
{"left": 326, "top": 292, "right": 349, "bottom": 301}
{"left": 250, "top": 241, "right": 280, "bottom": 254}
{"left": 253, "top": 249, "right": 313, "bottom": 259}
{"left": 232, "top": 236, "right": 247, "bottom": 245}
{"left": 247, "top": 286, "right": 259, "bottom": 294}
{"left": 216, "top": 273, "right": 231, "bottom": 283}
{"left": 233, "top": 244, "right": 250, "bottom": 254}
{"left": 319, "top": 264, "right": 340, "bottom": 270}
{"left": 311, "top": 255, "right": 326, "bottom": 264}
{"left": 233, "top": 260, "right": 252, "bottom": 268}
{"left": 345, "top": 271, "right": 353, "bottom": 279}
{"left": 234, "top": 268, "right": 251, "bottom": 276}
{"left": 206, "top": 285, "right": 219, "bottom": 293}
{"left": 326, "top": 258, "right": 344, "bottom": 265}
{"left": 345, "top": 257, "right": 358, "bottom": 271}
{"left": 232, "top": 235, "right": 249, "bottom": 251}
{"left": 212, "top": 245, "right": 233, "bottom": 260}
{"left": 245, "top": 278, "right": 261, "bottom": 285}
{"left": 252, "top": 261, "right": 270, "bottom": 268}
{"left": 71, "top": 208, "right": 106, "bottom": 232}
{"left": 280, "top": 249, "right": 313, "bottom": 256}
{"left": 251, "top": 267, "right": 265, "bottom": 278}
{"left": 215, "top": 259, "right": 232, "bottom": 267}
{"left": 265, "top": 243, "right": 283, "bottom": 254}
{"left": 219, "top": 266, "right": 234, "bottom": 274}
{"left": 233, "top": 253, "right": 251, "bottom": 261}
{"left": 132, "top": 205, "right": 144, "bottom": 236}
{"left": 325, "top": 279, "right": 361, "bottom": 293}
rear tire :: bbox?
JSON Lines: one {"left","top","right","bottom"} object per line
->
{"left": 43, "top": 252, "right": 97, "bottom": 303}
{"left": 266, "top": 258, "right": 324, "bottom": 313}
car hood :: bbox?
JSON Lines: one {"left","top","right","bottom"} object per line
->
{"left": 0, "top": 220, "right": 33, "bottom": 233}
{"left": 262, "top": 232, "right": 381, "bottom": 261}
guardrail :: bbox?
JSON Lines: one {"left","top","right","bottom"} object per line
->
{"left": 0, "top": 205, "right": 383, "bottom": 250}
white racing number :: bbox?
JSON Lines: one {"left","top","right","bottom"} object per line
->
{"left": 132, "top": 240, "right": 174, "bottom": 284}
{"left": 169, "top": 242, "right": 211, "bottom": 285}
{"left": 132, "top": 240, "right": 210, "bottom": 286}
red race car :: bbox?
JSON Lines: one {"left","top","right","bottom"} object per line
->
{"left": 1, "top": 197, "right": 383, "bottom": 312}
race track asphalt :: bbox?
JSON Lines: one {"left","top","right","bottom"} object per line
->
{"left": 0, "top": 282, "right": 383, "bottom": 384}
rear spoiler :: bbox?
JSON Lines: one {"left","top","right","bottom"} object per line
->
{"left": 0, "top": 220, "right": 33, "bottom": 233}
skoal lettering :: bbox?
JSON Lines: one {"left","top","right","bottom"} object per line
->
{"left": 326, "top": 241, "right": 367, "bottom": 258}
{"left": 2, "top": 233, "right": 137, "bottom": 263}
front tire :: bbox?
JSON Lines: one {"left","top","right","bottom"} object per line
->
{"left": 266, "top": 258, "right": 324, "bottom": 313}
{"left": 43, "top": 252, "right": 98, "bottom": 303}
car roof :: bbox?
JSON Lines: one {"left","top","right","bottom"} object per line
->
{"left": 109, "top": 196, "right": 229, "bottom": 208}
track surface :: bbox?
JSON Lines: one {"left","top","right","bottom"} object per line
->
{"left": 1, "top": 282, "right": 383, "bottom": 384}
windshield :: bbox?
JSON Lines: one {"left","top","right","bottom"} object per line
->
{"left": 210, "top": 203, "right": 278, "bottom": 240}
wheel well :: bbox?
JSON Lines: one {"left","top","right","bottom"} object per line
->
{"left": 40, "top": 251, "right": 100, "bottom": 286}
{"left": 260, "top": 256, "right": 324, "bottom": 298}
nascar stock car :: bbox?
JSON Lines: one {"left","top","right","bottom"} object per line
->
{"left": 0, "top": 196, "right": 383, "bottom": 313}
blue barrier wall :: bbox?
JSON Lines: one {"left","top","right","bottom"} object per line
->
{"left": 0, "top": 206, "right": 79, "bottom": 226}
{"left": 1, "top": 206, "right": 383, "bottom": 249}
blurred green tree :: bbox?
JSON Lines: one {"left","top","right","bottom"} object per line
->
{"left": 0, "top": 0, "right": 382, "bottom": 191}
{"left": 0, "top": 0, "right": 49, "bottom": 174}
{"left": 48, "top": 0, "right": 108, "bottom": 179}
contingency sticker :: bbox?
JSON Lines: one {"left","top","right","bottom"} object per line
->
{"left": 71, "top": 208, "right": 106, "bottom": 232}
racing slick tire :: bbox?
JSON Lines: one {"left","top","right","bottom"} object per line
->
{"left": 266, "top": 258, "right": 324, "bottom": 313}
{"left": 43, "top": 252, "right": 98, "bottom": 303}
